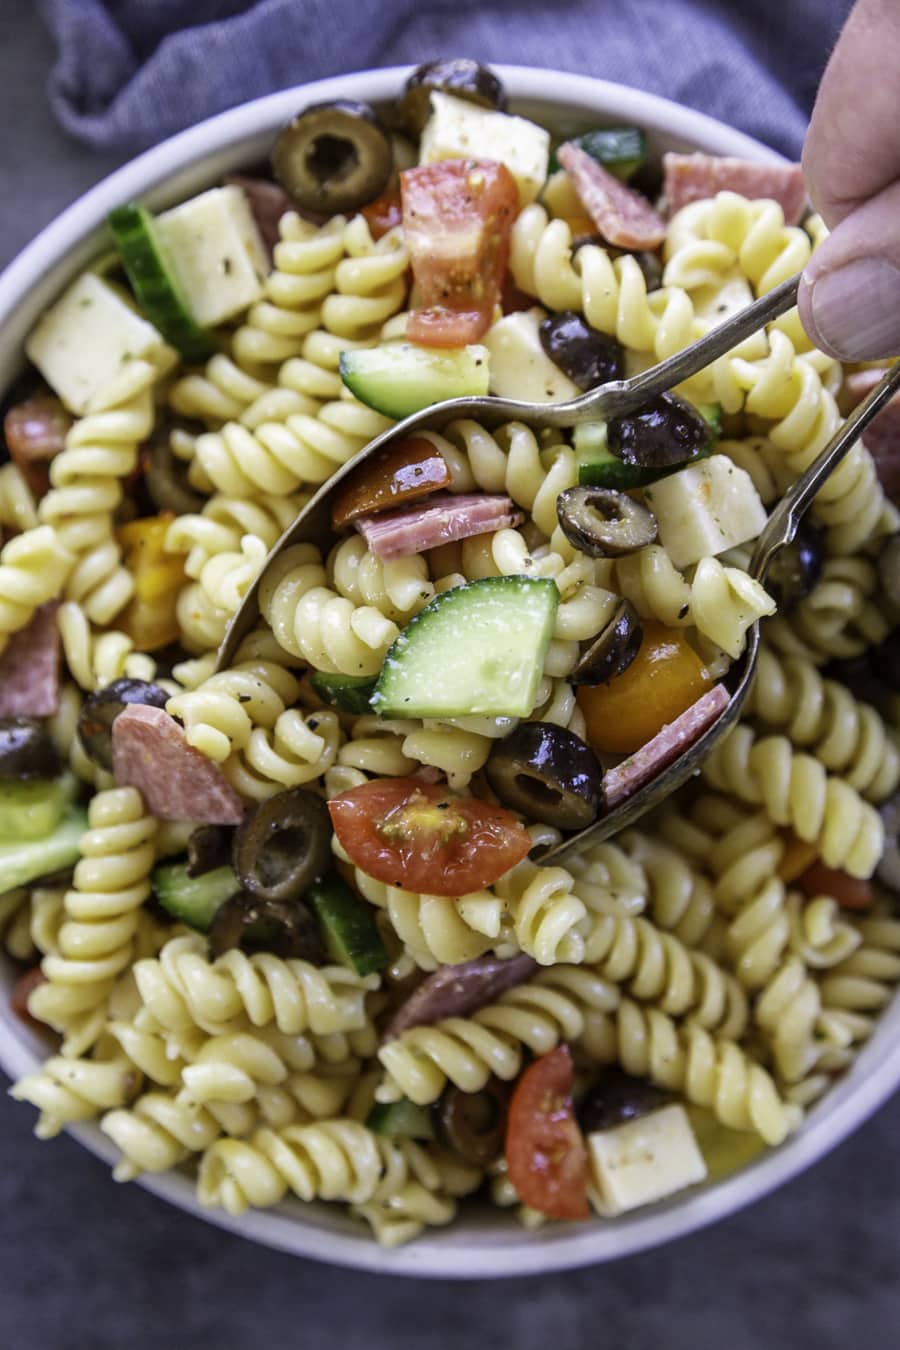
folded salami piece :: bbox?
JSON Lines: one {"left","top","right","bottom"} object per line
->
{"left": 557, "top": 141, "right": 666, "bottom": 250}
{"left": 0, "top": 603, "right": 60, "bottom": 717}
{"left": 112, "top": 703, "right": 245, "bottom": 824}
{"left": 604, "top": 683, "right": 730, "bottom": 807}
{"left": 355, "top": 492, "right": 522, "bottom": 559}
{"left": 662, "top": 152, "right": 806, "bottom": 224}
{"left": 382, "top": 952, "right": 538, "bottom": 1042}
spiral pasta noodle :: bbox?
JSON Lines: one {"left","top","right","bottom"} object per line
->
{"left": 57, "top": 600, "right": 157, "bottom": 691}
{"left": 663, "top": 192, "right": 812, "bottom": 297}
{"left": 0, "top": 461, "right": 38, "bottom": 534}
{"left": 11, "top": 1040, "right": 141, "bottom": 1140}
{"left": 320, "top": 216, "right": 409, "bottom": 340}
{"left": 765, "top": 557, "right": 892, "bottom": 665}
{"left": 168, "top": 348, "right": 272, "bottom": 425}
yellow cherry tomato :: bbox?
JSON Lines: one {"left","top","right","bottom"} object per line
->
{"left": 576, "top": 620, "right": 713, "bottom": 755}
{"left": 116, "top": 514, "right": 186, "bottom": 651}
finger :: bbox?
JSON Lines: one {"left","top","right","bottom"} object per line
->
{"left": 799, "top": 178, "right": 900, "bottom": 361}
{"left": 802, "top": 0, "right": 900, "bottom": 227}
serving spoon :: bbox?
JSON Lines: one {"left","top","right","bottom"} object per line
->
{"left": 212, "top": 271, "right": 900, "bottom": 856}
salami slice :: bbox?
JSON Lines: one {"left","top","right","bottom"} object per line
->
{"left": 557, "top": 143, "right": 666, "bottom": 250}
{"left": 604, "top": 684, "right": 730, "bottom": 807}
{"left": 663, "top": 153, "right": 806, "bottom": 225}
{"left": 3, "top": 395, "right": 71, "bottom": 497}
{"left": 112, "top": 703, "right": 245, "bottom": 825}
{"left": 382, "top": 952, "right": 538, "bottom": 1042}
{"left": 355, "top": 493, "right": 523, "bottom": 559}
{"left": 0, "top": 602, "right": 60, "bottom": 717}
{"left": 840, "top": 369, "right": 900, "bottom": 499}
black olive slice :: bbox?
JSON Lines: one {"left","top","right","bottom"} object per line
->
{"left": 0, "top": 717, "right": 61, "bottom": 781}
{"left": 232, "top": 787, "right": 330, "bottom": 905}
{"left": 77, "top": 679, "right": 170, "bottom": 772}
{"left": 557, "top": 485, "right": 658, "bottom": 558}
{"left": 399, "top": 59, "right": 507, "bottom": 135}
{"left": 485, "top": 722, "right": 604, "bottom": 831}
{"left": 272, "top": 100, "right": 393, "bottom": 214}
{"left": 576, "top": 1068, "right": 669, "bottom": 1135}
{"left": 538, "top": 312, "right": 624, "bottom": 392}
{"left": 208, "top": 891, "right": 325, "bottom": 962}
{"left": 434, "top": 1079, "right": 510, "bottom": 1166}
{"left": 607, "top": 392, "right": 709, "bottom": 468}
{"left": 766, "top": 521, "right": 825, "bottom": 613}
{"left": 187, "top": 825, "right": 235, "bottom": 878}
{"left": 572, "top": 599, "right": 643, "bottom": 687}
{"left": 878, "top": 535, "right": 900, "bottom": 612}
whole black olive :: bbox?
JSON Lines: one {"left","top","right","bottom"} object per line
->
{"left": 877, "top": 795, "right": 900, "bottom": 895}
{"left": 608, "top": 392, "right": 709, "bottom": 469}
{"left": 232, "top": 787, "right": 330, "bottom": 905}
{"left": 765, "top": 522, "right": 825, "bottom": 613}
{"left": 272, "top": 100, "right": 393, "bottom": 214}
{"left": 556, "top": 485, "right": 658, "bottom": 558}
{"left": 576, "top": 1068, "right": 669, "bottom": 1135}
{"left": 572, "top": 599, "right": 643, "bottom": 686}
{"left": 0, "top": 718, "right": 61, "bottom": 781}
{"left": 485, "top": 722, "right": 604, "bottom": 831}
{"left": 877, "top": 535, "right": 900, "bottom": 612}
{"left": 538, "top": 312, "right": 624, "bottom": 392}
{"left": 187, "top": 825, "right": 235, "bottom": 877}
{"left": 399, "top": 59, "right": 507, "bottom": 135}
{"left": 208, "top": 890, "right": 325, "bottom": 962}
{"left": 433, "top": 1079, "right": 510, "bottom": 1166}
{"left": 77, "top": 679, "right": 170, "bottom": 772}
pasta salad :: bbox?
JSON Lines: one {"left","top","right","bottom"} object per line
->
{"left": 3, "top": 59, "right": 900, "bottom": 1246}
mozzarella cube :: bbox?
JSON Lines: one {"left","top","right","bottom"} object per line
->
{"left": 154, "top": 186, "right": 268, "bottom": 327}
{"left": 420, "top": 93, "right": 550, "bottom": 206}
{"left": 646, "top": 455, "right": 767, "bottom": 569}
{"left": 25, "top": 272, "right": 175, "bottom": 416}
{"left": 483, "top": 308, "right": 580, "bottom": 404}
{"left": 588, "top": 1104, "right": 707, "bottom": 1218}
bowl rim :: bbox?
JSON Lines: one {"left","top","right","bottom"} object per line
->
{"left": 3, "top": 62, "right": 899, "bottom": 1280}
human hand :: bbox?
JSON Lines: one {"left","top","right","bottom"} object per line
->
{"left": 799, "top": 0, "right": 900, "bottom": 361}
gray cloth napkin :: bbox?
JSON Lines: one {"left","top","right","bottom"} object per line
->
{"left": 37, "top": 0, "right": 853, "bottom": 158}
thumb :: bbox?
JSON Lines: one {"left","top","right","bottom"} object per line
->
{"left": 799, "top": 178, "right": 900, "bottom": 362}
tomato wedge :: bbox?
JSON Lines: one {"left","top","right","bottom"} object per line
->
{"left": 330, "top": 435, "right": 451, "bottom": 529}
{"left": 401, "top": 159, "right": 518, "bottom": 347}
{"left": 506, "top": 1045, "right": 590, "bottom": 1220}
{"left": 361, "top": 192, "right": 403, "bottom": 241}
{"left": 327, "top": 777, "right": 530, "bottom": 896}
{"left": 798, "top": 859, "right": 873, "bottom": 911}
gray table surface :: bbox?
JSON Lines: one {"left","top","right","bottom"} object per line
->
{"left": 1, "top": 4, "right": 899, "bottom": 1347}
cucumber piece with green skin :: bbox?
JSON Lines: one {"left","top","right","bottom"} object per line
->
{"left": 0, "top": 808, "right": 87, "bottom": 890}
{"left": 373, "top": 576, "right": 559, "bottom": 719}
{"left": 152, "top": 861, "right": 240, "bottom": 932}
{"left": 575, "top": 404, "right": 721, "bottom": 489}
{"left": 310, "top": 671, "right": 377, "bottom": 715}
{"left": 307, "top": 874, "right": 388, "bottom": 976}
{"left": 107, "top": 203, "right": 216, "bottom": 363}
{"left": 366, "top": 1099, "right": 435, "bottom": 1140}
{"left": 0, "top": 773, "right": 78, "bottom": 843}
{"left": 340, "top": 343, "right": 489, "bottom": 419}
{"left": 549, "top": 127, "right": 647, "bottom": 180}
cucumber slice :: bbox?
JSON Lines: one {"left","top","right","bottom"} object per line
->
{"left": 152, "top": 861, "right": 240, "bottom": 932}
{"left": 0, "top": 808, "right": 87, "bottom": 890}
{"left": 340, "top": 343, "right": 489, "bottom": 419}
{"left": 107, "top": 203, "right": 216, "bottom": 363}
{"left": 307, "top": 874, "right": 388, "bottom": 977}
{"left": 310, "top": 671, "right": 377, "bottom": 715}
{"left": 366, "top": 1099, "right": 435, "bottom": 1140}
{"left": 0, "top": 774, "right": 78, "bottom": 843}
{"left": 575, "top": 405, "right": 721, "bottom": 489}
{"left": 373, "top": 576, "right": 559, "bottom": 719}
{"left": 549, "top": 127, "right": 647, "bottom": 180}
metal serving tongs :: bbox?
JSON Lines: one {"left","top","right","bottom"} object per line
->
{"left": 213, "top": 271, "right": 900, "bottom": 858}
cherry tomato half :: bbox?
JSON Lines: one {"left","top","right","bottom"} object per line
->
{"left": 328, "top": 777, "right": 531, "bottom": 896}
{"left": 505, "top": 1045, "right": 590, "bottom": 1220}
{"left": 577, "top": 619, "right": 712, "bottom": 755}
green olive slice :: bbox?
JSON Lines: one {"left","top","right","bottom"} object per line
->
{"left": 232, "top": 787, "right": 330, "bottom": 905}
{"left": 272, "top": 100, "right": 393, "bottom": 214}
{"left": 571, "top": 599, "right": 643, "bottom": 687}
{"left": 399, "top": 58, "right": 507, "bottom": 134}
{"left": 556, "top": 485, "right": 658, "bottom": 558}
{"left": 485, "top": 722, "right": 604, "bottom": 831}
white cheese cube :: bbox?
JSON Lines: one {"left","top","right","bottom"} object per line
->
{"left": 154, "top": 186, "right": 268, "bottom": 327}
{"left": 646, "top": 455, "right": 768, "bottom": 570}
{"left": 483, "top": 308, "right": 580, "bottom": 404}
{"left": 420, "top": 92, "right": 550, "bottom": 206}
{"left": 588, "top": 1104, "right": 708, "bottom": 1218}
{"left": 25, "top": 272, "right": 176, "bottom": 416}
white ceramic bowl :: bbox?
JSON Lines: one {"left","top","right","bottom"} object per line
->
{"left": 2, "top": 65, "right": 898, "bottom": 1280}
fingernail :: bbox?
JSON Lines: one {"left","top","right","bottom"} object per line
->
{"left": 807, "top": 258, "right": 900, "bottom": 361}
